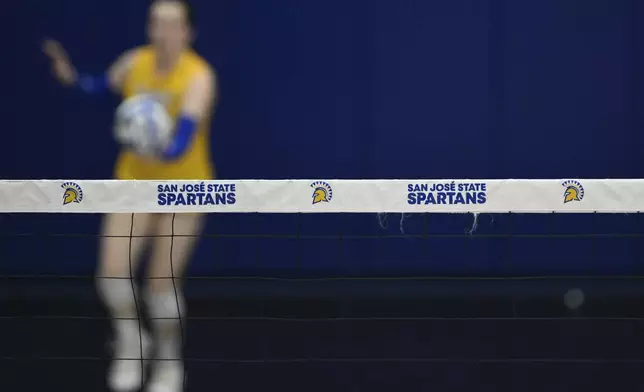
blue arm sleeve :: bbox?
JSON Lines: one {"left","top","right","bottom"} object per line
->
{"left": 163, "top": 114, "right": 198, "bottom": 160}
{"left": 77, "top": 74, "right": 109, "bottom": 94}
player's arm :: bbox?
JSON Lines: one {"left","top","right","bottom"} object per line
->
{"left": 163, "top": 68, "right": 217, "bottom": 160}
{"left": 43, "top": 39, "right": 135, "bottom": 93}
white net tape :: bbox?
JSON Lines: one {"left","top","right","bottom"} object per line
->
{"left": 0, "top": 179, "right": 639, "bottom": 214}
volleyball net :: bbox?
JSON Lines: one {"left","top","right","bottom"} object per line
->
{"left": 2, "top": 178, "right": 644, "bottom": 279}
{"left": 3, "top": 179, "right": 644, "bottom": 390}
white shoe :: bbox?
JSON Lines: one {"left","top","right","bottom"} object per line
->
{"left": 146, "top": 361, "right": 185, "bottom": 392}
{"left": 107, "top": 332, "right": 152, "bottom": 392}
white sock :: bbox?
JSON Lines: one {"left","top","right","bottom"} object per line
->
{"left": 146, "top": 289, "right": 185, "bottom": 360}
{"left": 96, "top": 277, "right": 145, "bottom": 355}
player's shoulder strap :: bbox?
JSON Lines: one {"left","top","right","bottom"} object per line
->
{"left": 185, "top": 50, "right": 218, "bottom": 97}
{"left": 185, "top": 50, "right": 214, "bottom": 74}
{"left": 108, "top": 45, "right": 152, "bottom": 93}
{"left": 128, "top": 45, "right": 154, "bottom": 67}
{"left": 108, "top": 46, "right": 152, "bottom": 94}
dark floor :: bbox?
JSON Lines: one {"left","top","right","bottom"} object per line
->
{"left": 3, "top": 278, "right": 644, "bottom": 392}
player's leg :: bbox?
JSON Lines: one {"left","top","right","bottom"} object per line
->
{"left": 96, "top": 213, "right": 157, "bottom": 391}
{"left": 145, "top": 213, "right": 205, "bottom": 392}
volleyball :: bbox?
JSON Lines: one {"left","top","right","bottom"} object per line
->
{"left": 114, "top": 94, "right": 173, "bottom": 157}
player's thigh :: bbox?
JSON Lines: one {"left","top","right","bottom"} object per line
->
{"left": 147, "top": 213, "right": 205, "bottom": 291}
{"left": 97, "top": 213, "right": 157, "bottom": 278}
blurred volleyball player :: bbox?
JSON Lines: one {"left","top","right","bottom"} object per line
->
{"left": 43, "top": 1, "right": 216, "bottom": 391}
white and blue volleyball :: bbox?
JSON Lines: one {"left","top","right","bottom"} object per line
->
{"left": 114, "top": 94, "right": 173, "bottom": 156}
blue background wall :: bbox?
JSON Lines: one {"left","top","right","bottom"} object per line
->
{"left": 3, "top": 0, "right": 644, "bottom": 277}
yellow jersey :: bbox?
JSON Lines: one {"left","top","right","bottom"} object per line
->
{"left": 115, "top": 46, "right": 215, "bottom": 180}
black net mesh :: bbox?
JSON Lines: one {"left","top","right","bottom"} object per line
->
{"left": 2, "top": 212, "right": 644, "bottom": 391}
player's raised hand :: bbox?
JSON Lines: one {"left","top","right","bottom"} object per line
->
{"left": 42, "top": 39, "right": 77, "bottom": 86}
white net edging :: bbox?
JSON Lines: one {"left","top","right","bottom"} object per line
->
{"left": 0, "top": 179, "right": 640, "bottom": 214}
